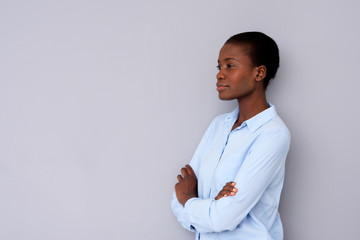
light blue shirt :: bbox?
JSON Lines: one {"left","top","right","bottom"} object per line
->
{"left": 171, "top": 105, "right": 290, "bottom": 240}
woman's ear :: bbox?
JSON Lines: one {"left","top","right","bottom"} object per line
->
{"left": 255, "top": 65, "right": 267, "bottom": 82}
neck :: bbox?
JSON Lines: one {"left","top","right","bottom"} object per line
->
{"left": 233, "top": 91, "right": 269, "bottom": 130}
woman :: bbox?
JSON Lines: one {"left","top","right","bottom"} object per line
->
{"left": 171, "top": 32, "right": 290, "bottom": 240}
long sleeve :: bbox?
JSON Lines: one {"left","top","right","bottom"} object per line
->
{"left": 170, "top": 119, "right": 214, "bottom": 232}
{"left": 181, "top": 127, "right": 290, "bottom": 233}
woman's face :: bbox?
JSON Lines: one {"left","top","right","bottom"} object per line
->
{"left": 216, "top": 44, "right": 258, "bottom": 101}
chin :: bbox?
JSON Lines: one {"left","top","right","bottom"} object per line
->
{"left": 218, "top": 94, "right": 235, "bottom": 101}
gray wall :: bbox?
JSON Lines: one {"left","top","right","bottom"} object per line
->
{"left": 1, "top": 1, "right": 359, "bottom": 239}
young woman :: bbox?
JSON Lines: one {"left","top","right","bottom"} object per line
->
{"left": 171, "top": 32, "right": 290, "bottom": 240}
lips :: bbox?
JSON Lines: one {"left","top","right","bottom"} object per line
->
{"left": 216, "top": 83, "right": 229, "bottom": 91}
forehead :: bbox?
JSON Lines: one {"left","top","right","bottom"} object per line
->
{"left": 218, "top": 43, "right": 250, "bottom": 61}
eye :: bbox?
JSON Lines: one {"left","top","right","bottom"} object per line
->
{"left": 216, "top": 65, "right": 221, "bottom": 70}
{"left": 226, "top": 64, "right": 236, "bottom": 69}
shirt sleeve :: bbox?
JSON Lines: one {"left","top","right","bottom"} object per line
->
{"left": 181, "top": 127, "right": 291, "bottom": 233}
{"left": 170, "top": 119, "right": 214, "bottom": 232}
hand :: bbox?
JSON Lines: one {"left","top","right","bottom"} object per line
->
{"left": 215, "top": 181, "right": 237, "bottom": 200}
{"left": 175, "top": 164, "right": 198, "bottom": 207}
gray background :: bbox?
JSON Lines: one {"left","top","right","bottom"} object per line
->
{"left": 1, "top": 0, "right": 359, "bottom": 239}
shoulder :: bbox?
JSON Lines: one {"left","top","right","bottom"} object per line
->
{"left": 257, "top": 115, "right": 291, "bottom": 148}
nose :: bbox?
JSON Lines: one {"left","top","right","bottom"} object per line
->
{"left": 217, "top": 68, "right": 225, "bottom": 81}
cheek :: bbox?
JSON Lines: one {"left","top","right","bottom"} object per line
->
{"left": 231, "top": 73, "right": 251, "bottom": 87}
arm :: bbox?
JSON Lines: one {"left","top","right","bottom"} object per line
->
{"left": 175, "top": 167, "right": 238, "bottom": 205}
{"left": 170, "top": 120, "right": 214, "bottom": 231}
{"left": 171, "top": 192, "right": 195, "bottom": 232}
{"left": 172, "top": 166, "right": 236, "bottom": 231}
{"left": 181, "top": 128, "right": 290, "bottom": 233}
{"left": 171, "top": 164, "right": 199, "bottom": 232}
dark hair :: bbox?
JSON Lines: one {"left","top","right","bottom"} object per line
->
{"left": 225, "top": 32, "right": 279, "bottom": 89}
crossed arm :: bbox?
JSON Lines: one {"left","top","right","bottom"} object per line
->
{"left": 172, "top": 126, "right": 290, "bottom": 234}
{"left": 175, "top": 164, "right": 237, "bottom": 206}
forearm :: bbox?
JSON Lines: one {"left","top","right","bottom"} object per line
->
{"left": 182, "top": 195, "right": 252, "bottom": 233}
{"left": 171, "top": 192, "right": 196, "bottom": 232}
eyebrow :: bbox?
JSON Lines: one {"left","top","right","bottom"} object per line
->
{"left": 218, "top": 57, "right": 239, "bottom": 63}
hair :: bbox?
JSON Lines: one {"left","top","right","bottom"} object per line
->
{"left": 225, "top": 31, "right": 280, "bottom": 89}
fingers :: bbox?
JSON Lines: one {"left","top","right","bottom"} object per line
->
{"left": 215, "top": 182, "right": 237, "bottom": 200}
{"left": 220, "top": 187, "right": 237, "bottom": 196}
{"left": 177, "top": 174, "right": 183, "bottom": 182}
{"left": 181, "top": 167, "right": 189, "bottom": 177}
{"left": 185, "top": 164, "right": 196, "bottom": 176}
{"left": 176, "top": 165, "right": 193, "bottom": 182}
{"left": 181, "top": 164, "right": 195, "bottom": 177}
{"left": 178, "top": 164, "right": 195, "bottom": 180}
{"left": 222, "top": 182, "right": 237, "bottom": 191}
{"left": 227, "top": 181, "right": 236, "bottom": 187}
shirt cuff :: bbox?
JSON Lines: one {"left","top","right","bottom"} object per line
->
{"left": 183, "top": 197, "right": 215, "bottom": 232}
{"left": 183, "top": 198, "right": 198, "bottom": 231}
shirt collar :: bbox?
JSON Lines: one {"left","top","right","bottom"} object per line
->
{"left": 227, "top": 103, "right": 278, "bottom": 133}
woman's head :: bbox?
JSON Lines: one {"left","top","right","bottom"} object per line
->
{"left": 224, "top": 32, "right": 279, "bottom": 89}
